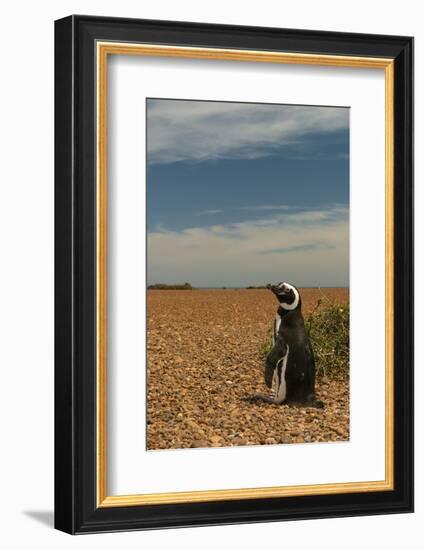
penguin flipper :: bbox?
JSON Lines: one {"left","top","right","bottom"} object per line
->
{"left": 265, "top": 337, "right": 288, "bottom": 388}
{"left": 264, "top": 359, "right": 275, "bottom": 388}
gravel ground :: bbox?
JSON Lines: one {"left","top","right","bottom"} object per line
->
{"left": 147, "top": 288, "right": 349, "bottom": 450}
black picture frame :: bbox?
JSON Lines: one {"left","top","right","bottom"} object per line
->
{"left": 55, "top": 15, "right": 414, "bottom": 534}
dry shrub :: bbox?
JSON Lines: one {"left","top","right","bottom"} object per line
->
{"left": 307, "top": 298, "right": 349, "bottom": 375}
{"left": 260, "top": 296, "right": 349, "bottom": 376}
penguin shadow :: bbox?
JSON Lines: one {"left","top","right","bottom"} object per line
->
{"left": 241, "top": 395, "right": 324, "bottom": 409}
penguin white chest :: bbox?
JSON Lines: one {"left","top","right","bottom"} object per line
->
{"left": 275, "top": 346, "right": 289, "bottom": 402}
{"left": 273, "top": 313, "right": 281, "bottom": 344}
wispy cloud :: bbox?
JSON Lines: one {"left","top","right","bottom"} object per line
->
{"left": 147, "top": 206, "right": 348, "bottom": 287}
{"left": 193, "top": 203, "right": 348, "bottom": 217}
{"left": 194, "top": 209, "right": 224, "bottom": 216}
{"left": 147, "top": 100, "right": 349, "bottom": 165}
{"left": 239, "top": 204, "right": 294, "bottom": 212}
{"left": 259, "top": 242, "right": 334, "bottom": 255}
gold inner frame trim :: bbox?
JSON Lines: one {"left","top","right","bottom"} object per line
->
{"left": 96, "top": 42, "right": 395, "bottom": 508}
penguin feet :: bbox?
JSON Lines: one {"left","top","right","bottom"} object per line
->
{"left": 305, "top": 394, "right": 325, "bottom": 409}
{"left": 241, "top": 395, "right": 255, "bottom": 402}
{"left": 241, "top": 394, "right": 264, "bottom": 403}
{"left": 286, "top": 395, "right": 325, "bottom": 409}
{"left": 242, "top": 393, "right": 283, "bottom": 405}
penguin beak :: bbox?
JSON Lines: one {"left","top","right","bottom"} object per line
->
{"left": 267, "top": 283, "right": 280, "bottom": 296}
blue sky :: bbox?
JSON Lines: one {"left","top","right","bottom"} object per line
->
{"left": 146, "top": 99, "right": 349, "bottom": 288}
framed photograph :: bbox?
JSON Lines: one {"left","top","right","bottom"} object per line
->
{"left": 54, "top": 15, "right": 413, "bottom": 534}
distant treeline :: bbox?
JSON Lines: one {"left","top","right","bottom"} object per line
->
{"left": 148, "top": 282, "right": 193, "bottom": 290}
{"left": 246, "top": 285, "right": 268, "bottom": 289}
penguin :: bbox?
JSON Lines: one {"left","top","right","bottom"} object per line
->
{"left": 246, "top": 282, "right": 323, "bottom": 408}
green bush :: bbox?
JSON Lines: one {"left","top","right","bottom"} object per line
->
{"left": 260, "top": 298, "right": 349, "bottom": 376}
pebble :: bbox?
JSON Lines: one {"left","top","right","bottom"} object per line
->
{"left": 232, "top": 437, "right": 247, "bottom": 446}
{"left": 191, "top": 439, "right": 209, "bottom": 448}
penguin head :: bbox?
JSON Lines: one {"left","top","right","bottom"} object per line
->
{"left": 267, "top": 281, "right": 301, "bottom": 311}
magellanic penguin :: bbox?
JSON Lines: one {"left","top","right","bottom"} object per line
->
{"left": 248, "top": 282, "right": 323, "bottom": 408}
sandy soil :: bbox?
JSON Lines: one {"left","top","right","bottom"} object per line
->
{"left": 147, "top": 288, "right": 349, "bottom": 450}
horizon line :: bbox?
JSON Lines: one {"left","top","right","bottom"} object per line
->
{"left": 147, "top": 285, "right": 350, "bottom": 289}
